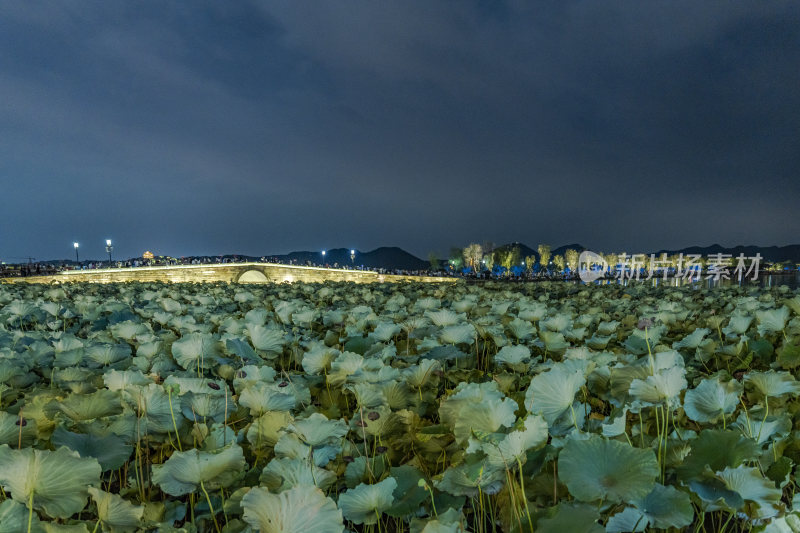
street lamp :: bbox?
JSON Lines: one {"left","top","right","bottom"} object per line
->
{"left": 73, "top": 242, "right": 79, "bottom": 264}
{"left": 321, "top": 250, "right": 326, "bottom": 262}
{"left": 350, "top": 249, "right": 355, "bottom": 264}
{"left": 105, "top": 239, "right": 113, "bottom": 268}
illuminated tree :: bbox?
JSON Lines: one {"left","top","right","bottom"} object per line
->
{"left": 524, "top": 255, "right": 536, "bottom": 274}
{"left": 462, "top": 243, "right": 483, "bottom": 272}
{"left": 565, "top": 249, "right": 579, "bottom": 272}
{"left": 538, "top": 244, "right": 551, "bottom": 271}
{"left": 553, "top": 254, "right": 565, "bottom": 272}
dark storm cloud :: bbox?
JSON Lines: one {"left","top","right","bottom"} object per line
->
{"left": 0, "top": 1, "right": 797, "bottom": 261}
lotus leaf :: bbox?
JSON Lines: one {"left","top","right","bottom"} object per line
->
{"left": 525, "top": 365, "right": 585, "bottom": 425}
{"left": 151, "top": 443, "right": 246, "bottom": 496}
{"left": 683, "top": 376, "right": 741, "bottom": 424}
{"left": 241, "top": 486, "right": 344, "bottom": 533}
{"left": 88, "top": 487, "right": 144, "bottom": 533}
{"left": 558, "top": 436, "right": 659, "bottom": 504}
{"left": 0, "top": 444, "right": 102, "bottom": 518}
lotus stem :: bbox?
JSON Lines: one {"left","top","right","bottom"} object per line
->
{"left": 517, "top": 458, "right": 534, "bottom": 533}
{"left": 27, "top": 490, "right": 34, "bottom": 533}
{"left": 168, "top": 387, "right": 182, "bottom": 451}
{"left": 200, "top": 480, "right": 221, "bottom": 533}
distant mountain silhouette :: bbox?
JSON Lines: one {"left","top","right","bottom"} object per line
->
{"left": 652, "top": 244, "right": 800, "bottom": 263}
{"left": 274, "top": 246, "right": 429, "bottom": 270}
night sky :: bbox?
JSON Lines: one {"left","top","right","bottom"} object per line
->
{"left": 1, "top": 1, "right": 798, "bottom": 262}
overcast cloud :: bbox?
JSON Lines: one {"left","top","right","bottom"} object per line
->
{"left": 1, "top": 1, "right": 798, "bottom": 260}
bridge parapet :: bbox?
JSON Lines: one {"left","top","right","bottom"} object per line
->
{"left": 3, "top": 263, "right": 457, "bottom": 285}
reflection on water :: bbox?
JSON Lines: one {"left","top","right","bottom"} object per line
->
{"left": 582, "top": 271, "right": 800, "bottom": 289}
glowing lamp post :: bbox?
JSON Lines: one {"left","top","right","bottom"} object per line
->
{"left": 350, "top": 249, "right": 355, "bottom": 264}
{"left": 321, "top": 250, "right": 326, "bottom": 264}
{"left": 73, "top": 242, "right": 79, "bottom": 264}
{"left": 105, "top": 239, "right": 114, "bottom": 268}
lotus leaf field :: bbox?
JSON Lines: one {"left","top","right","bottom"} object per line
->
{"left": 2, "top": 280, "right": 800, "bottom": 532}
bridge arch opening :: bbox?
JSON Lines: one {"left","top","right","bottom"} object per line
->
{"left": 237, "top": 270, "right": 269, "bottom": 283}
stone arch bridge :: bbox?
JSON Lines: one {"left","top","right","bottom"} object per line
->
{"left": 4, "top": 262, "right": 456, "bottom": 285}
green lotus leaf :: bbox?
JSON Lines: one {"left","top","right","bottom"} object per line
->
{"left": 744, "top": 370, "right": 800, "bottom": 399}
{"left": 171, "top": 333, "right": 221, "bottom": 370}
{"left": 439, "top": 381, "right": 517, "bottom": 444}
{"left": 347, "top": 382, "right": 387, "bottom": 408}
{"left": 103, "top": 369, "right": 151, "bottom": 392}
{"left": 494, "top": 344, "right": 531, "bottom": 366}
{"left": 197, "top": 422, "right": 237, "bottom": 451}
{"left": 409, "top": 508, "right": 465, "bottom": 533}
{"left": 225, "top": 337, "right": 260, "bottom": 363}
{"left": 558, "top": 436, "right": 658, "bottom": 504}
{"left": 344, "top": 456, "right": 389, "bottom": 488}
{"left": 538, "top": 330, "right": 569, "bottom": 354}
{"left": 676, "top": 429, "right": 760, "bottom": 481}
{"left": 180, "top": 392, "right": 228, "bottom": 423}
{"left": 541, "top": 314, "right": 572, "bottom": 333}
{"left": 403, "top": 360, "right": 441, "bottom": 389}
{"left": 689, "top": 477, "right": 744, "bottom": 509}
{"left": 328, "top": 351, "right": 364, "bottom": 385}
{"left": 723, "top": 315, "right": 753, "bottom": 336}
{"left": 238, "top": 382, "right": 296, "bottom": 416}
{"left": 536, "top": 503, "right": 604, "bottom": 533}
{"left": 241, "top": 486, "right": 344, "bottom": 533}
{"left": 291, "top": 308, "right": 316, "bottom": 328}
{"left": 628, "top": 366, "right": 687, "bottom": 408}
{"left": 338, "top": 477, "right": 397, "bottom": 525}
{"left": 777, "top": 341, "right": 800, "bottom": 370}
{"left": 465, "top": 414, "right": 548, "bottom": 470}
{"left": 756, "top": 307, "right": 790, "bottom": 336}
{"left": 151, "top": 443, "right": 246, "bottom": 496}
{"left": 715, "top": 465, "right": 782, "bottom": 519}
{"left": 596, "top": 320, "right": 620, "bottom": 336}
{"left": 232, "top": 364, "right": 277, "bottom": 391}
{"left": 439, "top": 324, "right": 476, "bottom": 345}
{"left": 371, "top": 322, "right": 401, "bottom": 342}
{"left": 247, "top": 324, "right": 286, "bottom": 355}
{"left": 51, "top": 427, "right": 132, "bottom": 471}
{"left": 507, "top": 318, "right": 536, "bottom": 341}
{"left": 0, "top": 411, "right": 37, "bottom": 447}
{"left": 426, "top": 309, "right": 461, "bottom": 327}
{"left": 45, "top": 389, "right": 123, "bottom": 422}
{"left": 85, "top": 343, "right": 131, "bottom": 366}
{"left": 274, "top": 434, "right": 340, "bottom": 467}
{"left": 422, "top": 345, "right": 468, "bottom": 361}
{"left": 0, "top": 444, "right": 101, "bottom": 519}
{"left": 0, "top": 499, "right": 40, "bottom": 533}
{"left": 302, "top": 345, "right": 339, "bottom": 375}
{"left": 260, "top": 456, "right": 337, "bottom": 493}
{"left": 385, "top": 465, "right": 428, "bottom": 518}
{"left": 435, "top": 454, "right": 505, "bottom": 497}
{"left": 525, "top": 365, "right": 585, "bottom": 425}
{"left": 601, "top": 408, "right": 628, "bottom": 437}
{"left": 88, "top": 487, "right": 144, "bottom": 533}
{"left": 633, "top": 483, "right": 694, "bottom": 529}
{"left": 288, "top": 413, "right": 348, "bottom": 446}
{"left": 672, "top": 327, "right": 710, "bottom": 349}
{"left": 246, "top": 411, "right": 293, "bottom": 449}
{"left": 683, "top": 376, "right": 741, "bottom": 424}
{"left": 126, "top": 383, "right": 183, "bottom": 435}
{"left": 606, "top": 507, "right": 648, "bottom": 533}
{"left": 608, "top": 364, "right": 652, "bottom": 407}
{"left": 733, "top": 411, "right": 791, "bottom": 445}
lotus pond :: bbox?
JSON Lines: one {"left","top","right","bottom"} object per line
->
{"left": 1, "top": 280, "right": 800, "bottom": 532}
